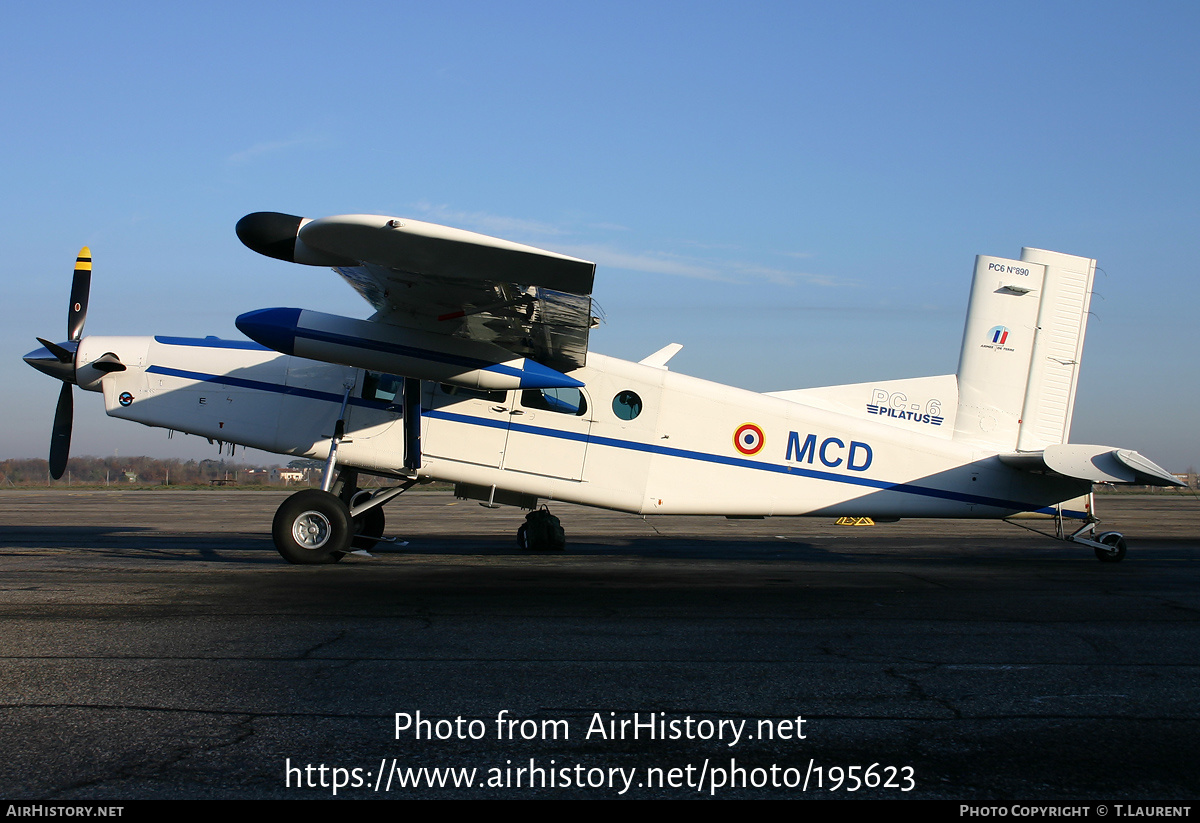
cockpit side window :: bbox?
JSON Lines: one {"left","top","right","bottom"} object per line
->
{"left": 521, "top": 387, "right": 588, "bottom": 416}
{"left": 361, "top": 372, "right": 402, "bottom": 403}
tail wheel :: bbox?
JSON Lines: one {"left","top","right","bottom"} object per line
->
{"left": 1095, "top": 531, "right": 1127, "bottom": 563}
{"left": 272, "top": 489, "right": 351, "bottom": 564}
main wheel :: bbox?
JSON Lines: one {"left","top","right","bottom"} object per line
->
{"left": 352, "top": 504, "right": 386, "bottom": 550}
{"left": 272, "top": 489, "right": 352, "bottom": 564}
{"left": 1094, "top": 531, "right": 1127, "bottom": 563}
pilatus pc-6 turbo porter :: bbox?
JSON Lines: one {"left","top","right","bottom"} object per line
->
{"left": 24, "top": 212, "right": 1182, "bottom": 563}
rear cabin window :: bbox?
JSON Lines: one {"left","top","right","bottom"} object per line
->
{"left": 612, "top": 390, "right": 643, "bottom": 420}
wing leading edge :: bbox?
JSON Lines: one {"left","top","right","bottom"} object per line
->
{"left": 236, "top": 212, "right": 596, "bottom": 373}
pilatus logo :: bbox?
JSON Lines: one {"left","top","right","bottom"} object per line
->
{"left": 866, "top": 387, "right": 944, "bottom": 426}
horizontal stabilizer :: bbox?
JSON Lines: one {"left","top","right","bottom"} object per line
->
{"left": 999, "top": 444, "right": 1183, "bottom": 487}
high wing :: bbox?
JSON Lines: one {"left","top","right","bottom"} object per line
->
{"left": 236, "top": 212, "right": 597, "bottom": 373}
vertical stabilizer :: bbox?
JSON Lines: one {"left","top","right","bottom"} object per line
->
{"left": 953, "top": 249, "right": 1095, "bottom": 451}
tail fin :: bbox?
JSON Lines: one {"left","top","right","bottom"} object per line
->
{"left": 953, "top": 248, "right": 1096, "bottom": 451}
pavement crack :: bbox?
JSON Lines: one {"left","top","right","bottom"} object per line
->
{"left": 299, "top": 629, "right": 348, "bottom": 659}
{"left": 886, "top": 665, "right": 961, "bottom": 718}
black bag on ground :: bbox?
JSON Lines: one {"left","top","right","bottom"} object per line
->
{"left": 520, "top": 506, "right": 566, "bottom": 551}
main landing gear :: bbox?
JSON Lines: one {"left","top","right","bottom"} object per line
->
{"left": 271, "top": 468, "right": 416, "bottom": 564}
{"left": 273, "top": 375, "right": 424, "bottom": 564}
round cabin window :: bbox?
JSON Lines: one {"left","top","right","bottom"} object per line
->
{"left": 612, "top": 390, "right": 643, "bottom": 421}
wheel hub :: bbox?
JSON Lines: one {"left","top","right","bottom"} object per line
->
{"left": 293, "top": 510, "right": 332, "bottom": 549}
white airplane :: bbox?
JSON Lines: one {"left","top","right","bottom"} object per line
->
{"left": 24, "top": 212, "right": 1182, "bottom": 564}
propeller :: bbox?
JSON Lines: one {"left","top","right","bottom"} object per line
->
{"left": 68, "top": 247, "right": 91, "bottom": 342}
{"left": 49, "top": 383, "right": 73, "bottom": 478}
{"left": 23, "top": 248, "right": 92, "bottom": 479}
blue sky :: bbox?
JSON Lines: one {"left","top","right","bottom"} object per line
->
{"left": 3, "top": 1, "right": 1198, "bottom": 470}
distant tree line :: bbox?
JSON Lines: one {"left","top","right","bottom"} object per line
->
{"left": 0, "top": 456, "right": 299, "bottom": 487}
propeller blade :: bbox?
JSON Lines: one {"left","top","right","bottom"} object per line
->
{"left": 67, "top": 246, "right": 91, "bottom": 342}
{"left": 49, "top": 383, "right": 73, "bottom": 480}
{"left": 35, "top": 336, "right": 74, "bottom": 364}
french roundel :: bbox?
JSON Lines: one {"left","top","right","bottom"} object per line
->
{"left": 733, "top": 423, "right": 765, "bottom": 456}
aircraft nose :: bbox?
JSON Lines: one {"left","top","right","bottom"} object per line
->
{"left": 23, "top": 342, "right": 76, "bottom": 383}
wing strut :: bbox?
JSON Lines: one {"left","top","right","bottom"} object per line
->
{"left": 403, "top": 377, "right": 422, "bottom": 474}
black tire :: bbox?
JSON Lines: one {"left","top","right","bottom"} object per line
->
{"left": 1095, "top": 532, "right": 1127, "bottom": 563}
{"left": 353, "top": 504, "right": 386, "bottom": 550}
{"left": 272, "top": 489, "right": 352, "bottom": 564}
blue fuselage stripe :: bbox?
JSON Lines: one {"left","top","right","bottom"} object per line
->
{"left": 144, "top": 363, "right": 1081, "bottom": 516}
{"left": 154, "top": 336, "right": 271, "bottom": 351}
{"left": 146, "top": 365, "right": 385, "bottom": 409}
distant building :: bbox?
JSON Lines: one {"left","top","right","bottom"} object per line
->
{"left": 272, "top": 468, "right": 307, "bottom": 484}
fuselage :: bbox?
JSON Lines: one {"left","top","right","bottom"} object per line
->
{"left": 77, "top": 334, "right": 1090, "bottom": 519}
